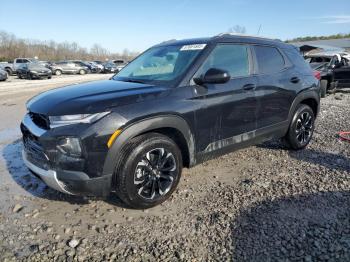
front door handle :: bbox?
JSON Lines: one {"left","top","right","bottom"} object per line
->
{"left": 242, "top": 83, "right": 256, "bottom": 90}
{"left": 290, "top": 77, "right": 300, "bottom": 83}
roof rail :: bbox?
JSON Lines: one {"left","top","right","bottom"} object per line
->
{"left": 214, "top": 32, "right": 282, "bottom": 42}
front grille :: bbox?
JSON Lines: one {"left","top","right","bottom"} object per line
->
{"left": 21, "top": 123, "right": 50, "bottom": 170}
{"left": 29, "top": 112, "right": 50, "bottom": 130}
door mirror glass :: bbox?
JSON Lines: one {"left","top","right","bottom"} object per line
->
{"left": 194, "top": 68, "right": 231, "bottom": 85}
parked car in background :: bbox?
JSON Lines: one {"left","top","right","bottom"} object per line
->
{"left": 50, "top": 61, "right": 89, "bottom": 75}
{"left": 38, "top": 61, "right": 52, "bottom": 69}
{"left": 88, "top": 61, "right": 104, "bottom": 73}
{"left": 306, "top": 52, "right": 350, "bottom": 97}
{"left": 0, "top": 62, "right": 15, "bottom": 75}
{"left": 71, "top": 60, "right": 98, "bottom": 73}
{"left": 21, "top": 34, "right": 320, "bottom": 209}
{"left": 16, "top": 62, "right": 52, "bottom": 80}
{"left": 113, "top": 59, "right": 127, "bottom": 72}
{"left": 103, "top": 62, "right": 117, "bottom": 73}
{"left": 0, "top": 68, "right": 8, "bottom": 81}
{"left": 102, "top": 61, "right": 117, "bottom": 73}
{"left": 13, "top": 58, "right": 38, "bottom": 71}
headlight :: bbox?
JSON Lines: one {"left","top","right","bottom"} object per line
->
{"left": 57, "top": 137, "right": 82, "bottom": 157}
{"left": 31, "top": 70, "right": 38, "bottom": 74}
{"left": 49, "top": 112, "right": 110, "bottom": 128}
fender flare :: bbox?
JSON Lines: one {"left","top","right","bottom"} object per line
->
{"left": 287, "top": 89, "right": 320, "bottom": 123}
{"left": 102, "top": 115, "right": 196, "bottom": 177}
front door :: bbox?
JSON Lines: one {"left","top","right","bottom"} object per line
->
{"left": 192, "top": 43, "right": 258, "bottom": 153}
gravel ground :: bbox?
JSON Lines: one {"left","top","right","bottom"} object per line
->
{"left": 0, "top": 81, "right": 349, "bottom": 261}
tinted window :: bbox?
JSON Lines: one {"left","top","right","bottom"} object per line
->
{"left": 16, "top": 59, "right": 23, "bottom": 63}
{"left": 254, "top": 46, "right": 285, "bottom": 74}
{"left": 284, "top": 48, "right": 313, "bottom": 73}
{"left": 198, "top": 44, "right": 249, "bottom": 78}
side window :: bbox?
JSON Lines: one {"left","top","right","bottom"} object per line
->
{"left": 284, "top": 48, "right": 313, "bottom": 72}
{"left": 254, "top": 46, "right": 285, "bottom": 74}
{"left": 16, "top": 59, "right": 23, "bottom": 63}
{"left": 197, "top": 44, "right": 250, "bottom": 78}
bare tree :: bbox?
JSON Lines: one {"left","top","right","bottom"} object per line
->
{"left": 0, "top": 30, "right": 139, "bottom": 62}
{"left": 228, "top": 25, "right": 246, "bottom": 34}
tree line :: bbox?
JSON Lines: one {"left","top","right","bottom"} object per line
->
{"left": 286, "top": 33, "right": 350, "bottom": 43}
{"left": 0, "top": 30, "right": 139, "bottom": 62}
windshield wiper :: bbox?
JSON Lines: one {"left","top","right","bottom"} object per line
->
{"left": 120, "top": 78, "right": 146, "bottom": 84}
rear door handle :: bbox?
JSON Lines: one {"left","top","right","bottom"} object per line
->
{"left": 242, "top": 83, "right": 256, "bottom": 90}
{"left": 290, "top": 77, "right": 300, "bottom": 83}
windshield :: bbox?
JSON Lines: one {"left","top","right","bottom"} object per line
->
{"left": 113, "top": 44, "right": 205, "bottom": 85}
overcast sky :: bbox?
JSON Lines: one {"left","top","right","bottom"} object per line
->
{"left": 0, "top": 0, "right": 349, "bottom": 53}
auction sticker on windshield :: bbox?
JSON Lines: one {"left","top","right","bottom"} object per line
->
{"left": 180, "top": 44, "right": 207, "bottom": 51}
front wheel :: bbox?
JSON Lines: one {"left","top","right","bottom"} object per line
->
{"left": 284, "top": 104, "right": 315, "bottom": 150}
{"left": 79, "top": 69, "right": 86, "bottom": 75}
{"left": 114, "top": 133, "right": 182, "bottom": 209}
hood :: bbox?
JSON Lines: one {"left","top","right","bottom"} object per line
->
{"left": 27, "top": 80, "right": 169, "bottom": 116}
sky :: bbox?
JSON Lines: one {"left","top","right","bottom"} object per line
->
{"left": 0, "top": 0, "right": 350, "bottom": 53}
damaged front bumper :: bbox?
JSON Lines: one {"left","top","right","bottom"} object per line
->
{"left": 20, "top": 113, "right": 113, "bottom": 197}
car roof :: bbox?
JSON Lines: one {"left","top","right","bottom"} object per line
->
{"left": 155, "top": 33, "right": 292, "bottom": 49}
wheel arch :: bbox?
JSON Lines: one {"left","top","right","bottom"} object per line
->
{"left": 288, "top": 89, "right": 320, "bottom": 123}
{"left": 102, "top": 115, "right": 196, "bottom": 178}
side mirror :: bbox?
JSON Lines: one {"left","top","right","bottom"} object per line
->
{"left": 194, "top": 68, "right": 231, "bottom": 85}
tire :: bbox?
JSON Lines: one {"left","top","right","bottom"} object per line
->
{"left": 320, "top": 79, "right": 327, "bottom": 98}
{"left": 114, "top": 133, "right": 183, "bottom": 209}
{"left": 284, "top": 104, "right": 315, "bottom": 150}
{"left": 5, "top": 68, "right": 12, "bottom": 76}
{"left": 55, "top": 70, "right": 62, "bottom": 76}
{"left": 79, "top": 69, "right": 86, "bottom": 75}
{"left": 17, "top": 73, "right": 22, "bottom": 79}
{"left": 327, "top": 81, "right": 337, "bottom": 94}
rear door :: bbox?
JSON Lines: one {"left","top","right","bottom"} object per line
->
{"left": 192, "top": 43, "right": 258, "bottom": 152}
{"left": 252, "top": 45, "right": 297, "bottom": 129}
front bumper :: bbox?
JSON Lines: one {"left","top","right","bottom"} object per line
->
{"left": 31, "top": 73, "right": 52, "bottom": 78}
{"left": 21, "top": 113, "right": 114, "bottom": 197}
{"left": 22, "top": 150, "right": 71, "bottom": 194}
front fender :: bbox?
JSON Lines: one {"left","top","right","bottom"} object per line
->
{"left": 102, "top": 115, "right": 196, "bottom": 177}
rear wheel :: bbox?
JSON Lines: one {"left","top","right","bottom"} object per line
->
{"left": 320, "top": 79, "right": 327, "bottom": 98}
{"left": 79, "top": 69, "right": 86, "bottom": 75}
{"left": 114, "top": 133, "right": 182, "bottom": 209}
{"left": 284, "top": 104, "right": 315, "bottom": 150}
{"left": 55, "top": 70, "right": 62, "bottom": 76}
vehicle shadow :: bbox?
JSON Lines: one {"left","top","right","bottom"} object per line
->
{"left": 2, "top": 139, "right": 127, "bottom": 207}
{"left": 258, "top": 140, "right": 350, "bottom": 173}
{"left": 229, "top": 190, "right": 350, "bottom": 261}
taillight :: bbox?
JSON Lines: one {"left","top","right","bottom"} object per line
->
{"left": 313, "top": 70, "right": 321, "bottom": 80}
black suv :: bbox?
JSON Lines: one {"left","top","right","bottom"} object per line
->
{"left": 21, "top": 34, "right": 320, "bottom": 209}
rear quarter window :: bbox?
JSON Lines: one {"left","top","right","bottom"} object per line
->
{"left": 284, "top": 48, "right": 313, "bottom": 73}
{"left": 254, "top": 46, "right": 285, "bottom": 74}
